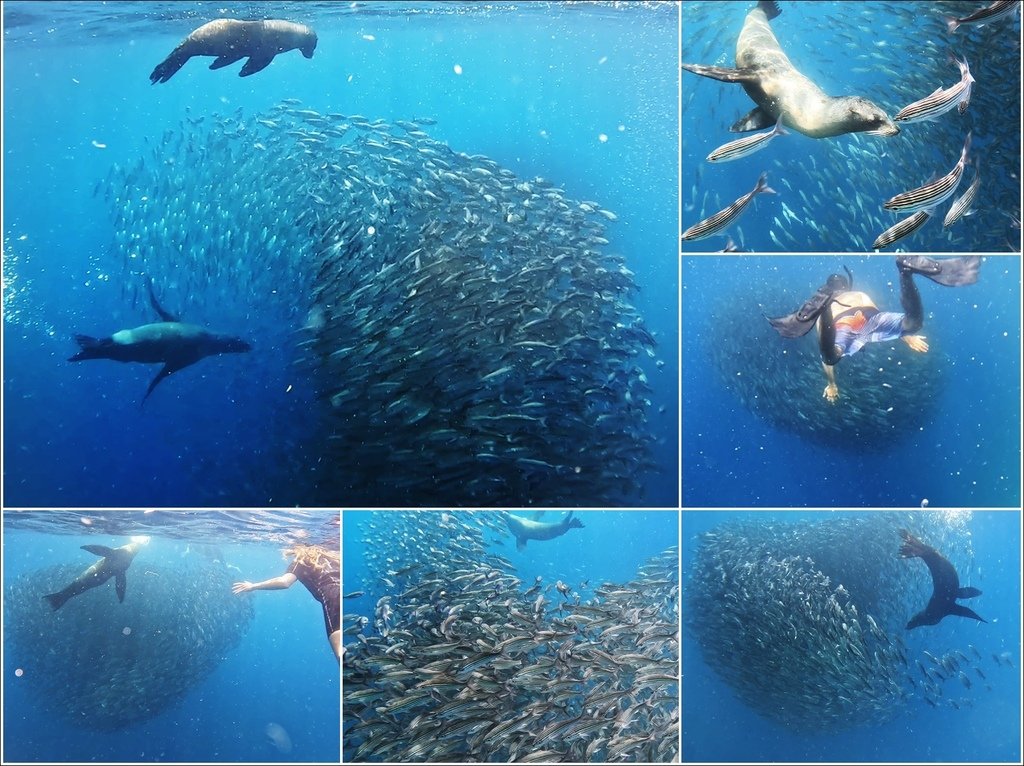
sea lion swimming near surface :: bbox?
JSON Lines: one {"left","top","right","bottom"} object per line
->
{"left": 44, "top": 538, "right": 149, "bottom": 611}
{"left": 68, "top": 280, "right": 252, "bottom": 405}
{"left": 682, "top": 1, "right": 899, "bottom": 138}
{"left": 503, "top": 511, "right": 583, "bottom": 550}
{"left": 899, "top": 529, "right": 985, "bottom": 630}
{"left": 150, "top": 19, "right": 317, "bottom": 83}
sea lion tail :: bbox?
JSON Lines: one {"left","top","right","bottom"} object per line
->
{"left": 68, "top": 334, "right": 103, "bottom": 362}
{"left": 757, "top": 0, "right": 781, "bottom": 20}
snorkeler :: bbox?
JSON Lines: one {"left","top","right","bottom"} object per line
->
{"left": 232, "top": 544, "right": 340, "bottom": 661}
{"left": 767, "top": 256, "right": 980, "bottom": 403}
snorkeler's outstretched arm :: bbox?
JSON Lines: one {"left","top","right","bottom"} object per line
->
{"left": 231, "top": 572, "right": 297, "bottom": 593}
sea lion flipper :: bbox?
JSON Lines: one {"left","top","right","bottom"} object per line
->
{"left": 239, "top": 54, "right": 275, "bottom": 77}
{"left": 115, "top": 573, "right": 127, "bottom": 603}
{"left": 147, "top": 279, "right": 180, "bottom": 322}
{"left": 949, "top": 603, "right": 985, "bottom": 623}
{"left": 958, "top": 586, "right": 982, "bottom": 599}
{"left": 680, "top": 63, "right": 759, "bottom": 84}
{"left": 150, "top": 47, "right": 192, "bottom": 84}
{"left": 731, "top": 107, "right": 777, "bottom": 133}
{"left": 82, "top": 544, "right": 116, "bottom": 557}
{"left": 209, "top": 53, "right": 245, "bottom": 70}
{"left": 142, "top": 363, "right": 181, "bottom": 406}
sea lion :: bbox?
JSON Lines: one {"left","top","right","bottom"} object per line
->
{"left": 899, "top": 529, "right": 985, "bottom": 630}
{"left": 503, "top": 511, "right": 583, "bottom": 551}
{"left": 682, "top": 1, "right": 899, "bottom": 138}
{"left": 150, "top": 19, "right": 317, "bottom": 84}
{"left": 44, "top": 538, "right": 149, "bottom": 611}
{"left": 68, "top": 281, "right": 252, "bottom": 404}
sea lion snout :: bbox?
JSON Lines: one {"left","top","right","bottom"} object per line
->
{"left": 300, "top": 31, "right": 317, "bottom": 58}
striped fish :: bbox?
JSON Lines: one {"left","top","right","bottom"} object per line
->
{"left": 884, "top": 132, "right": 971, "bottom": 214}
{"left": 707, "top": 114, "right": 788, "bottom": 162}
{"left": 894, "top": 57, "right": 974, "bottom": 122}
{"left": 946, "top": 0, "right": 1020, "bottom": 33}
{"left": 872, "top": 211, "right": 930, "bottom": 250}
{"left": 682, "top": 172, "right": 775, "bottom": 241}
{"left": 943, "top": 166, "right": 981, "bottom": 228}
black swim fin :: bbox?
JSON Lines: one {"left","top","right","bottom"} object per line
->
{"left": 767, "top": 284, "right": 835, "bottom": 338}
{"left": 896, "top": 256, "right": 980, "bottom": 287}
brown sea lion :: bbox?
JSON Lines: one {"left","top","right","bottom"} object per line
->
{"left": 150, "top": 19, "right": 317, "bottom": 84}
{"left": 682, "top": 1, "right": 899, "bottom": 139}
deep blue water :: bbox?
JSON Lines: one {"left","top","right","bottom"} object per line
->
{"left": 2, "top": 511, "right": 340, "bottom": 763}
{"left": 682, "top": 510, "right": 1022, "bottom": 763}
{"left": 2, "top": 1, "right": 678, "bottom": 508}
{"left": 682, "top": 1, "right": 1022, "bottom": 253}
{"left": 683, "top": 255, "right": 1022, "bottom": 507}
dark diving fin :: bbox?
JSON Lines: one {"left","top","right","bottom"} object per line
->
{"left": 766, "top": 283, "right": 835, "bottom": 339}
{"left": 731, "top": 106, "right": 777, "bottom": 133}
{"left": 896, "top": 256, "right": 980, "bottom": 286}
{"left": 958, "top": 586, "right": 982, "bottom": 599}
{"left": 82, "top": 545, "right": 116, "bottom": 557}
{"left": 147, "top": 279, "right": 180, "bottom": 322}
{"left": 680, "top": 63, "right": 760, "bottom": 84}
{"left": 948, "top": 603, "right": 986, "bottom": 623}
{"left": 115, "top": 573, "right": 127, "bottom": 603}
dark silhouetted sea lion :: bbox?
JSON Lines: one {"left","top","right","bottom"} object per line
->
{"left": 150, "top": 19, "right": 317, "bottom": 84}
{"left": 899, "top": 529, "right": 985, "bottom": 630}
{"left": 682, "top": 1, "right": 899, "bottom": 138}
{"left": 503, "top": 511, "right": 583, "bottom": 550}
{"left": 44, "top": 538, "right": 149, "bottom": 610}
{"left": 68, "top": 281, "right": 252, "bottom": 404}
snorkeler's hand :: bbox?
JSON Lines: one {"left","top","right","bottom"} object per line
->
{"left": 903, "top": 335, "right": 929, "bottom": 353}
{"left": 231, "top": 581, "right": 255, "bottom": 594}
{"left": 823, "top": 382, "right": 839, "bottom": 404}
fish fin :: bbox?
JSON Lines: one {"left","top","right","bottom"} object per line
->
{"left": 115, "top": 573, "right": 127, "bottom": 603}
{"left": 209, "top": 54, "right": 245, "bottom": 71}
{"left": 731, "top": 107, "right": 776, "bottom": 133}
{"left": 680, "top": 63, "right": 759, "bottom": 84}
{"left": 958, "top": 586, "right": 982, "bottom": 599}
{"left": 82, "top": 544, "right": 116, "bottom": 557}
{"left": 147, "top": 278, "right": 180, "bottom": 322}
{"left": 239, "top": 54, "right": 275, "bottom": 77}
